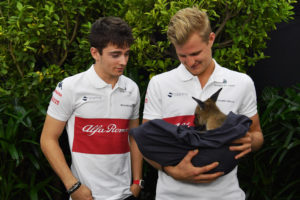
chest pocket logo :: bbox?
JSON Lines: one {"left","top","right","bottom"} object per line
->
{"left": 82, "top": 96, "right": 103, "bottom": 102}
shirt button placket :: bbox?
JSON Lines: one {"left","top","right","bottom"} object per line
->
{"left": 106, "top": 87, "right": 113, "bottom": 117}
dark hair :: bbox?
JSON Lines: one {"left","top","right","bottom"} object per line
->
{"left": 88, "top": 16, "right": 134, "bottom": 54}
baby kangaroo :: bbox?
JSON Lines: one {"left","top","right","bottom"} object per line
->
{"left": 192, "top": 88, "right": 226, "bottom": 130}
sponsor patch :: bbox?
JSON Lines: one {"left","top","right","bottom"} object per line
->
{"left": 58, "top": 82, "right": 63, "bottom": 90}
{"left": 167, "top": 92, "right": 189, "bottom": 98}
{"left": 81, "top": 96, "right": 103, "bottom": 102}
{"left": 73, "top": 117, "right": 130, "bottom": 154}
{"left": 163, "top": 115, "right": 195, "bottom": 127}
{"left": 51, "top": 96, "right": 60, "bottom": 105}
{"left": 218, "top": 99, "right": 235, "bottom": 103}
{"left": 54, "top": 89, "right": 62, "bottom": 97}
{"left": 120, "top": 104, "right": 134, "bottom": 108}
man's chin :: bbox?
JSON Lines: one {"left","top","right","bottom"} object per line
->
{"left": 114, "top": 72, "right": 124, "bottom": 77}
{"left": 188, "top": 69, "right": 202, "bottom": 76}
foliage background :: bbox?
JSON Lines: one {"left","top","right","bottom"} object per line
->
{"left": 0, "top": 0, "right": 299, "bottom": 199}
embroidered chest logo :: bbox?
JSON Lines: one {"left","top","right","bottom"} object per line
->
{"left": 214, "top": 79, "right": 235, "bottom": 87}
{"left": 82, "top": 96, "right": 103, "bottom": 102}
{"left": 167, "top": 92, "right": 188, "bottom": 98}
{"left": 120, "top": 104, "right": 134, "bottom": 108}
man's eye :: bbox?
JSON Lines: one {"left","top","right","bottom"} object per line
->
{"left": 112, "top": 54, "right": 120, "bottom": 58}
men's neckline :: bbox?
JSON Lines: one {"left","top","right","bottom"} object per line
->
{"left": 177, "top": 59, "right": 225, "bottom": 83}
{"left": 86, "top": 65, "right": 126, "bottom": 89}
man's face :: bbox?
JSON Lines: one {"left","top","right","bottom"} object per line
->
{"left": 174, "top": 32, "right": 215, "bottom": 77}
{"left": 92, "top": 43, "right": 130, "bottom": 80}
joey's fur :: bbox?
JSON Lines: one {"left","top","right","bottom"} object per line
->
{"left": 192, "top": 88, "right": 226, "bottom": 130}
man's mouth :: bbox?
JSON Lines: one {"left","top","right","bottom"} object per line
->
{"left": 191, "top": 62, "right": 201, "bottom": 69}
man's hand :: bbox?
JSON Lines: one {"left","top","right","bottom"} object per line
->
{"left": 70, "top": 184, "right": 93, "bottom": 200}
{"left": 230, "top": 132, "right": 252, "bottom": 159}
{"left": 164, "top": 149, "right": 224, "bottom": 183}
{"left": 130, "top": 184, "right": 141, "bottom": 197}
{"left": 230, "top": 113, "right": 264, "bottom": 159}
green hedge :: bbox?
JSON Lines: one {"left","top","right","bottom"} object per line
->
{"left": 0, "top": 0, "right": 296, "bottom": 98}
{"left": 239, "top": 84, "right": 300, "bottom": 200}
{"left": 0, "top": 0, "right": 298, "bottom": 199}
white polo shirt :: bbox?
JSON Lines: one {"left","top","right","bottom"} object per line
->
{"left": 143, "top": 59, "right": 257, "bottom": 200}
{"left": 47, "top": 65, "right": 140, "bottom": 200}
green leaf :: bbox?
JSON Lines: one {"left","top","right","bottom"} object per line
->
{"left": 17, "top": 2, "right": 23, "bottom": 11}
{"left": 8, "top": 144, "right": 20, "bottom": 161}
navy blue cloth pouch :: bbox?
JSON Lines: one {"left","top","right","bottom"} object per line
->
{"left": 129, "top": 112, "right": 252, "bottom": 174}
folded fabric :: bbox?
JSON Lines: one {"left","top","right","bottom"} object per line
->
{"left": 129, "top": 112, "right": 252, "bottom": 175}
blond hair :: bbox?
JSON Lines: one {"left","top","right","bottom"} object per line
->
{"left": 167, "top": 7, "right": 212, "bottom": 45}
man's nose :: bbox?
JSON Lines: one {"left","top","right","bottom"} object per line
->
{"left": 119, "top": 55, "right": 128, "bottom": 65}
{"left": 185, "top": 56, "right": 195, "bottom": 67}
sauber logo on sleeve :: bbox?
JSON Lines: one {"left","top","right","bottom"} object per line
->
{"left": 163, "top": 115, "right": 195, "bottom": 127}
{"left": 73, "top": 117, "right": 130, "bottom": 154}
{"left": 58, "top": 81, "right": 63, "bottom": 90}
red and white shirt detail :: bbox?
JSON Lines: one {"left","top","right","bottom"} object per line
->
{"left": 73, "top": 117, "right": 130, "bottom": 154}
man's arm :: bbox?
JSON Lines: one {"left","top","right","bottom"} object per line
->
{"left": 230, "top": 113, "right": 264, "bottom": 159}
{"left": 40, "top": 115, "right": 93, "bottom": 200}
{"left": 142, "top": 119, "right": 224, "bottom": 183}
{"left": 129, "top": 119, "right": 143, "bottom": 197}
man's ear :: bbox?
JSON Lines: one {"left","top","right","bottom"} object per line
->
{"left": 90, "top": 47, "right": 100, "bottom": 61}
{"left": 208, "top": 32, "right": 215, "bottom": 47}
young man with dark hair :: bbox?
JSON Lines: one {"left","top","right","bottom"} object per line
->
{"left": 143, "top": 7, "right": 264, "bottom": 200}
{"left": 40, "top": 17, "right": 143, "bottom": 200}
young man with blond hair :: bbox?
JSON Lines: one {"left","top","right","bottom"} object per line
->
{"left": 143, "top": 7, "right": 264, "bottom": 200}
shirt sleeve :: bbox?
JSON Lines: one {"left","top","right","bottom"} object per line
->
{"left": 131, "top": 85, "right": 140, "bottom": 119}
{"left": 143, "top": 76, "right": 163, "bottom": 120}
{"left": 238, "top": 76, "right": 258, "bottom": 118}
{"left": 47, "top": 79, "right": 73, "bottom": 122}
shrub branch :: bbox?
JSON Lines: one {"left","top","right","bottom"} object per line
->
{"left": 58, "top": 15, "right": 79, "bottom": 67}
{"left": 9, "top": 42, "right": 23, "bottom": 78}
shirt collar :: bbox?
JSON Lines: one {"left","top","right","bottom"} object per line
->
{"left": 114, "top": 75, "right": 126, "bottom": 90}
{"left": 177, "top": 59, "right": 225, "bottom": 83}
{"left": 209, "top": 59, "right": 227, "bottom": 83}
{"left": 86, "top": 65, "right": 126, "bottom": 89}
{"left": 177, "top": 63, "right": 194, "bottom": 81}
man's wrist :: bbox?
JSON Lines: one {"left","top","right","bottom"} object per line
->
{"left": 133, "top": 179, "right": 144, "bottom": 189}
{"left": 161, "top": 166, "right": 169, "bottom": 175}
{"left": 66, "top": 180, "right": 81, "bottom": 195}
{"left": 162, "top": 166, "right": 172, "bottom": 176}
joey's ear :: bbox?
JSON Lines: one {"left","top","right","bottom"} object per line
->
{"left": 210, "top": 88, "right": 222, "bottom": 102}
{"left": 192, "top": 97, "right": 205, "bottom": 109}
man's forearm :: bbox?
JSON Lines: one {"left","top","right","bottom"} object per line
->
{"left": 249, "top": 114, "right": 264, "bottom": 152}
{"left": 41, "top": 137, "right": 77, "bottom": 189}
{"left": 130, "top": 135, "right": 144, "bottom": 180}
